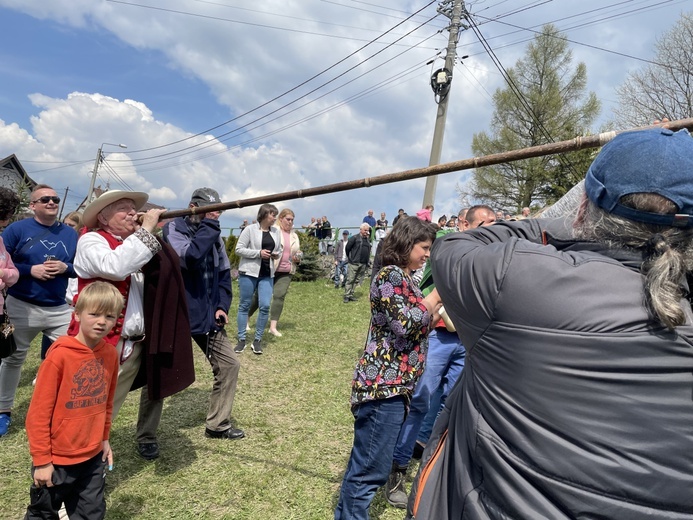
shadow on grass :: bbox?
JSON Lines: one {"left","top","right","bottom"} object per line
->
{"left": 106, "top": 389, "right": 203, "bottom": 489}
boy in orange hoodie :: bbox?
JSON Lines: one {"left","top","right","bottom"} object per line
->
{"left": 25, "top": 281, "right": 124, "bottom": 520}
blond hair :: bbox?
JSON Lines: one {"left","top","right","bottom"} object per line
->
{"left": 75, "top": 282, "right": 125, "bottom": 316}
{"left": 63, "top": 211, "right": 84, "bottom": 231}
{"left": 278, "top": 208, "right": 295, "bottom": 220}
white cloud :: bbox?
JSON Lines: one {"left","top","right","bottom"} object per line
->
{"left": 0, "top": 0, "right": 688, "bottom": 229}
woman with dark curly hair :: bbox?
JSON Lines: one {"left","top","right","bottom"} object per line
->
{"left": 335, "top": 216, "right": 441, "bottom": 520}
{"left": 0, "top": 187, "right": 20, "bottom": 224}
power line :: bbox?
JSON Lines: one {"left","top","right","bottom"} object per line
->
{"left": 109, "top": 0, "right": 669, "bottom": 164}
{"left": 465, "top": 11, "right": 585, "bottom": 181}
{"left": 131, "top": 48, "right": 439, "bottom": 173}
{"left": 100, "top": 159, "right": 136, "bottom": 192}
{"left": 455, "top": 61, "right": 494, "bottom": 101}
{"left": 116, "top": 33, "right": 441, "bottom": 172}
{"left": 23, "top": 0, "right": 686, "bottom": 180}
{"left": 473, "top": 0, "right": 689, "bottom": 74}
{"left": 320, "top": 0, "right": 445, "bottom": 26}
{"left": 186, "top": 0, "right": 448, "bottom": 33}
{"left": 107, "top": 0, "right": 438, "bottom": 44}
{"left": 106, "top": 0, "right": 438, "bottom": 157}
{"left": 107, "top": 7, "right": 442, "bottom": 166}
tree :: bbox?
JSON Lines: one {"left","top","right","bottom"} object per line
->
{"left": 465, "top": 24, "right": 600, "bottom": 211}
{"left": 613, "top": 12, "right": 693, "bottom": 127}
{"left": 13, "top": 179, "right": 33, "bottom": 220}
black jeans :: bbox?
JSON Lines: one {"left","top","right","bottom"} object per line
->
{"left": 25, "top": 452, "right": 106, "bottom": 520}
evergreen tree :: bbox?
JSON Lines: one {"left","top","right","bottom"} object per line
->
{"left": 468, "top": 24, "right": 600, "bottom": 210}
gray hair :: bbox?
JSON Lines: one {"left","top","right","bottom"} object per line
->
{"left": 574, "top": 194, "right": 693, "bottom": 329}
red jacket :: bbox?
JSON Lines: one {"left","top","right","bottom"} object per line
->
{"left": 26, "top": 336, "right": 118, "bottom": 467}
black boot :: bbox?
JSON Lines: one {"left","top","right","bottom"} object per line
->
{"left": 384, "top": 463, "right": 408, "bottom": 509}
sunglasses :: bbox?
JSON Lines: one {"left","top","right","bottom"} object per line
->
{"left": 32, "top": 196, "right": 61, "bottom": 204}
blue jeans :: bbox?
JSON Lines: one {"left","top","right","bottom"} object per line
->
{"left": 334, "top": 260, "right": 348, "bottom": 287}
{"left": 417, "top": 386, "right": 443, "bottom": 445}
{"left": 237, "top": 274, "right": 273, "bottom": 342}
{"left": 392, "top": 329, "right": 465, "bottom": 467}
{"left": 335, "top": 396, "right": 406, "bottom": 520}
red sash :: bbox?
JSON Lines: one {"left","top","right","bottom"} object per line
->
{"left": 67, "top": 230, "right": 131, "bottom": 345}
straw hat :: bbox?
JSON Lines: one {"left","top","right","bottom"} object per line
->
{"left": 82, "top": 190, "right": 149, "bottom": 229}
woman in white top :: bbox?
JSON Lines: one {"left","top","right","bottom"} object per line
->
{"left": 234, "top": 204, "right": 282, "bottom": 355}
{"left": 248, "top": 208, "right": 301, "bottom": 337}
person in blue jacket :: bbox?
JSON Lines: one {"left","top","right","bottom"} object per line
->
{"left": 163, "top": 187, "right": 244, "bottom": 440}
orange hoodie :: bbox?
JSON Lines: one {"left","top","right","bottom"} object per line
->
{"left": 26, "top": 336, "right": 118, "bottom": 467}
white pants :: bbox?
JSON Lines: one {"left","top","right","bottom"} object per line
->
{"left": 0, "top": 296, "right": 71, "bottom": 410}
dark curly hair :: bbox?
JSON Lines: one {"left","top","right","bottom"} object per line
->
{"left": 380, "top": 216, "right": 438, "bottom": 269}
{"left": 0, "top": 187, "right": 20, "bottom": 222}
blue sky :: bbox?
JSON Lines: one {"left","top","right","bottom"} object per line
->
{"left": 0, "top": 0, "right": 689, "bottom": 231}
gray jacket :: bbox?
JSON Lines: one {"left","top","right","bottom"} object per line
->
{"left": 235, "top": 222, "right": 282, "bottom": 278}
{"left": 409, "top": 218, "right": 693, "bottom": 519}
{"left": 334, "top": 237, "right": 348, "bottom": 263}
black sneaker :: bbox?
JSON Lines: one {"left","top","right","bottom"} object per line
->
{"left": 137, "top": 442, "right": 160, "bottom": 461}
{"left": 234, "top": 340, "right": 246, "bottom": 353}
{"left": 205, "top": 427, "right": 245, "bottom": 440}
{"left": 252, "top": 340, "right": 263, "bottom": 355}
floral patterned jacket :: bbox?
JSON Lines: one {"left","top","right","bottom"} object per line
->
{"left": 350, "top": 265, "right": 431, "bottom": 406}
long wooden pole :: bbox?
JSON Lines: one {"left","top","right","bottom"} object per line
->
{"left": 160, "top": 118, "right": 693, "bottom": 220}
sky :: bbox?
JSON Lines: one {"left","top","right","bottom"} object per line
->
{"left": 0, "top": 0, "right": 690, "bottom": 232}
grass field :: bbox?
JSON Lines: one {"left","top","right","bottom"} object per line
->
{"left": 0, "top": 278, "right": 419, "bottom": 519}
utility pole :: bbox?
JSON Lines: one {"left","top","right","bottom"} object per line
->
{"left": 422, "top": 0, "right": 466, "bottom": 209}
{"left": 59, "top": 187, "right": 69, "bottom": 219}
{"left": 87, "top": 142, "right": 127, "bottom": 203}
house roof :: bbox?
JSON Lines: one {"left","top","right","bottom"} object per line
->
{"left": 0, "top": 154, "right": 38, "bottom": 189}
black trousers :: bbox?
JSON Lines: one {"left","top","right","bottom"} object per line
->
{"left": 25, "top": 452, "right": 106, "bottom": 520}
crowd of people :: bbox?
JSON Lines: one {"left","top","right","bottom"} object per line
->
{"left": 2, "top": 126, "right": 693, "bottom": 520}
{"left": 333, "top": 127, "right": 693, "bottom": 520}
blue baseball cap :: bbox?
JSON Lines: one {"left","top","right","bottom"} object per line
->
{"left": 584, "top": 128, "right": 693, "bottom": 228}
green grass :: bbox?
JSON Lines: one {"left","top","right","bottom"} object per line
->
{"left": 0, "top": 279, "right": 419, "bottom": 519}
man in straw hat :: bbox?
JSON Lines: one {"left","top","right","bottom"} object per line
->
{"left": 408, "top": 128, "right": 693, "bottom": 519}
{"left": 72, "top": 190, "right": 195, "bottom": 460}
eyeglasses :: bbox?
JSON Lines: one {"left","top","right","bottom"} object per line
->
{"left": 32, "top": 196, "right": 60, "bottom": 204}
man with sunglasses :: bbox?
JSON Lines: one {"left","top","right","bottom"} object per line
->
{"left": 0, "top": 184, "right": 77, "bottom": 437}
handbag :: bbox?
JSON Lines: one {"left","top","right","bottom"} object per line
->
{"left": 0, "top": 293, "right": 16, "bottom": 359}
